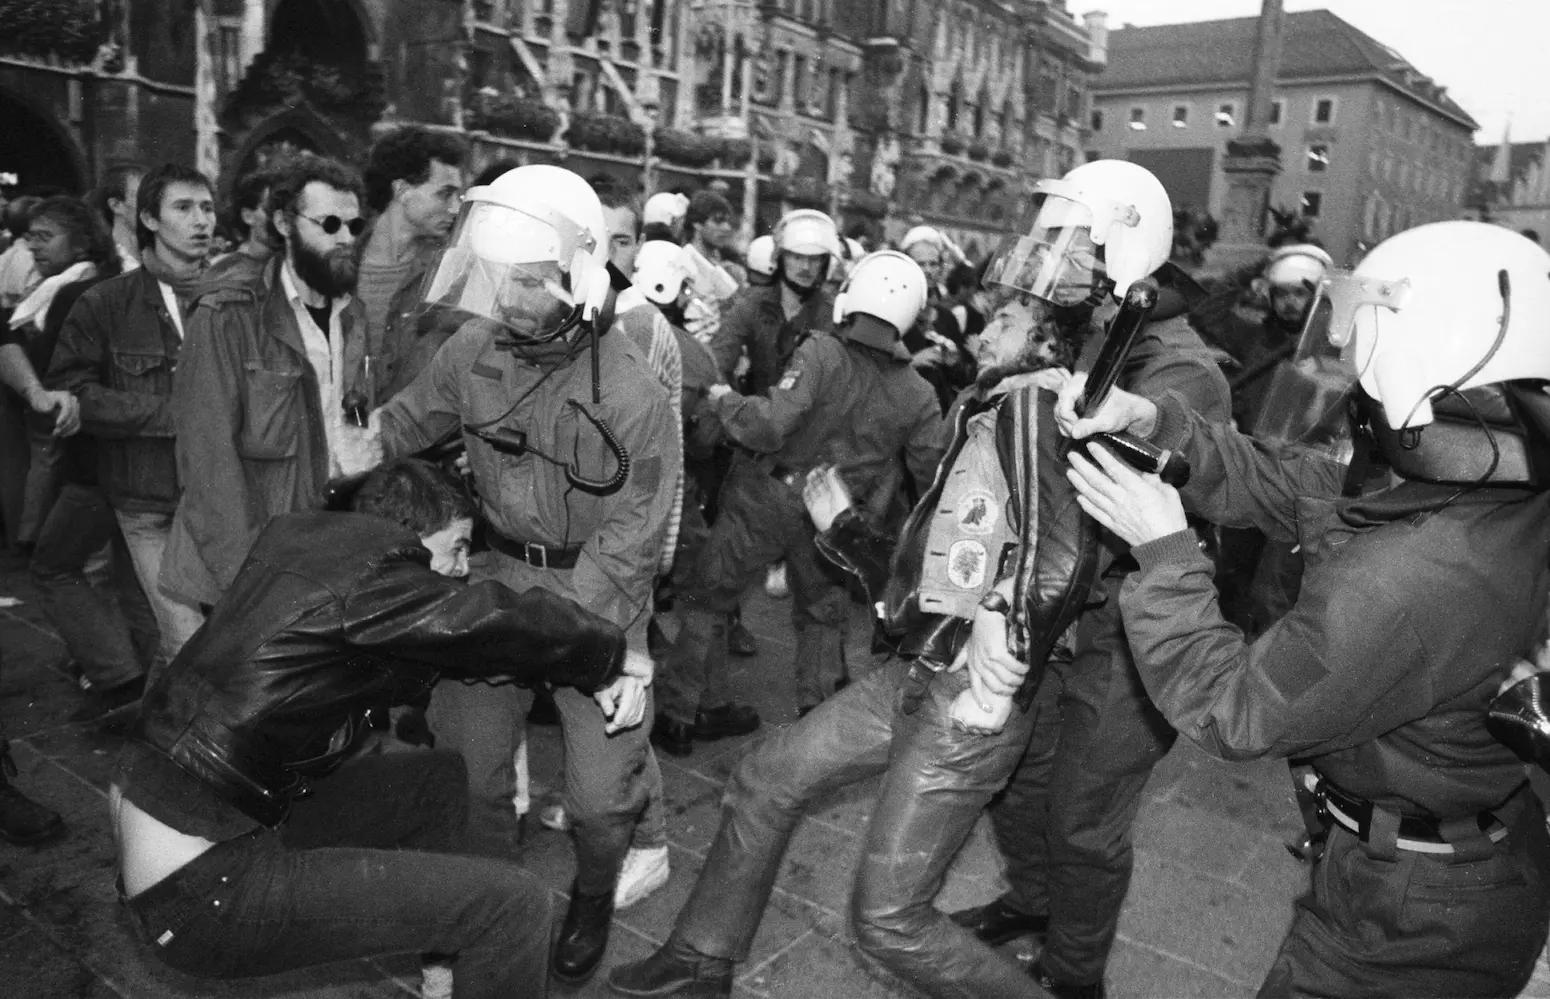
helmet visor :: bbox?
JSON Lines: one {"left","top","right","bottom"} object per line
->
{"left": 1250, "top": 282, "right": 1364, "bottom": 459}
{"left": 983, "top": 197, "right": 1106, "bottom": 307}
{"left": 421, "top": 199, "right": 589, "bottom": 343}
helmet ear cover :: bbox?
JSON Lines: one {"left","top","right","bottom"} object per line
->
{"left": 1358, "top": 382, "right": 1550, "bottom": 489}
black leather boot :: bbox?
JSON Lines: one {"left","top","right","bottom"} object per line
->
{"left": 948, "top": 898, "right": 1049, "bottom": 947}
{"left": 0, "top": 742, "right": 64, "bottom": 846}
{"left": 553, "top": 882, "right": 614, "bottom": 983}
{"left": 651, "top": 713, "right": 695, "bottom": 757}
{"left": 692, "top": 704, "right": 760, "bottom": 741}
{"left": 607, "top": 937, "right": 734, "bottom": 997}
{"left": 1029, "top": 960, "right": 1106, "bottom": 999}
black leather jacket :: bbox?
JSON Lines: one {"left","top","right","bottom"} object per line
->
{"left": 817, "top": 380, "right": 1099, "bottom": 707}
{"left": 131, "top": 511, "right": 626, "bottom": 827}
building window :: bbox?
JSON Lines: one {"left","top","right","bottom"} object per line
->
{"left": 1367, "top": 149, "right": 1379, "bottom": 176}
{"left": 1215, "top": 102, "right": 1237, "bottom": 128}
{"left": 217, "top": 20, "right": 243, "bottom": 97}
{"left": 1312, "top": 97, "right": 1337, "bottom": 125}
{"left": 1128, "top": 106, "right": 1146, "bottom": 131}
{"left": 1268, "top": 99, "right": 1284, "bottom": 126}
{"left": 1171, "top": 104, "right": 1189, "bottom": 129}
{"left": 1300, "top": 191, "right": 1322, "bottom": 218}
{"left": 1091, "top": 109, "right": 1103, "bottom": 132}
{"left": 1398, "top": 161, "right": 1410, "bottom": 188}
{"left": 1306, "top": 143, "right": 1330, "bottom": 172}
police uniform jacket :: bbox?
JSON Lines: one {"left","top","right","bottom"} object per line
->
{"left": 710, "top": 281, "right": 835, "bottom": 395}
{"left": 1122, "top": 394, "right": 1550, "bottom": 820}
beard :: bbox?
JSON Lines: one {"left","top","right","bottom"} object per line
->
{"left": 292, "top": 236, "right": 359, "bottom": 299}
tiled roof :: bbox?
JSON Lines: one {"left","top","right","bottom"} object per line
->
{"left": 1093, "top": 9, "right": 1478, "bottom": 129}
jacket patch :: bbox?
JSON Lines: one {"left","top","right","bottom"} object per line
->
{"left": 947, "top": 539, "right": 987, "bottom": 589}
{"left": 471, "top": 361, "right": 504, "bottom": 381}
{"left": 956, "top": 491, "right": 997, "bottom": 536}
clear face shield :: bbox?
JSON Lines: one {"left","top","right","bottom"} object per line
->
{"left": 1250, "top": 271, "right": 1409, "bottom": 459}
{"left": 981, "top": 180, "right": 1137, "bottom": 308}
{"left": 422, "top": 198, "right": 596, "bottom": 345}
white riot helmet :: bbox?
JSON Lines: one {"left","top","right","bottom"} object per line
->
{"left": 745, "top": 234, "right": 776, "bottom": 280}
{"left": 832, "top": 250, "right": 929, "bottom": 335}
{"left": 644, "top": 191, "right": 690, "bottom": 228}
{"left": 774, "top": 209, "right": 842, "bottom": 258}
{"left": 1266, "top": 244, "right": 1334, "bottom": 290}
{"left": 633, "top": 239, "right": 692, "bottom": 306}
{"left": 984, "top": 159, "right": 1172, "bottom": 307}
{"left": 422, "top": 164, "right": 609, "bottom": 344}
{"left": 1323, "top": 221, "right": 1550, "bottom": 433}
{"left": 899, "top": 226, "right": 945, "bottom": 254}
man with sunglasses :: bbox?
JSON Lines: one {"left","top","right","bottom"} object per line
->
{"left": 161, "top": 156, "right": 379, "bottom": 645}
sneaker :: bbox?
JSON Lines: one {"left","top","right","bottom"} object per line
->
{"left": 764, "top": 562, "right": 789, "bottom": 598}
{"left": 539, "top": 803, "right": 570, "bottom": 832}
{"left": 420, "top": 962, "right": 453, "bottom": 999}
{"left": 614, "top": 844, "right": 670, "bottom": 909}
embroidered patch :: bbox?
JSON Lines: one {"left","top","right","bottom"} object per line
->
{"left": 947, "top": 539, "right": 988, "bottom": 589}
{"left": 777, "top": 367, "right": 802, "bottom": 391}
{"left": 956, "top": 491, "right": 997, "bottom": 536}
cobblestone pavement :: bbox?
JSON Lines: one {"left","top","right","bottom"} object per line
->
{"left": 3, "top": 550, "right": 1546, "bottom": 998}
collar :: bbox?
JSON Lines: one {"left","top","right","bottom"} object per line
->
{"left": 362, "top": 203, "right": 425, "bottom": 267}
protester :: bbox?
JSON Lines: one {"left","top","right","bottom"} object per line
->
{"left": 201, "top": 167, "right": 280, "bottom": 289}
{"left": 92, "top": 165, "right": 145, "bottom": 272}
{"left": 642, "top": 190, "right": 689, "bottom": 243}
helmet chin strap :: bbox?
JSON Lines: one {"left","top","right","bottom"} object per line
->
{"left": 782, "top": 272, "right": 821, "bottom": 301}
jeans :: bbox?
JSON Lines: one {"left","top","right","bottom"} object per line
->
{"left": 30, "top": 484, "right": 156, "bottom": 690}
{"left": 19, "top": 426, "right": 65, "bottom": 545}
{"left": 662, "top": 455, "right": 849, "bottom": 719}
{"left": 114, "top": 508, "right": 206, "bottom": 685}
{"left": 123, "top": 750, "right": 554, "bottom": 999}
{"left": 1259, "top": 799, "right": 1550, "bottom": 998}
{"left": 671, "top": 657, "right": 1045, "bottom": 999}
{"left": 0, "top": 387, "right": 28, "bottom": 548}
{"left": 990, "top": 591, "right": 1175, "bottom": 986}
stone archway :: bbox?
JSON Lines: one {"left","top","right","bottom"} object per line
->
{"left": 223, "top": 109, "right": 353, "bottom": 204}
{"left": 0, "top": 86, "right": 87, "bottom": 194}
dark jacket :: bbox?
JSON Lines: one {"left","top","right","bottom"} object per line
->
{"left": 710, "top": 282, "right": 835, "bottom": 396}
{"left": 1125, "top": 394, "right": 1550, "bottom": 819}
{"left": 132, "top": 511, "right": 626, "bottom": 827}
{"left": 819, "top": 378, "right": 1100, "bottom": 707}
{"left": 160, "top": 261, "right": 368, "bottom": 605}
{"left": 47, "top": 268, "right": 184, "bottom": 513}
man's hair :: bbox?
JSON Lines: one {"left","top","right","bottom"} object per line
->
{"left": 473, "top": 159, "right": 522, "bottom": 188}
{"left": 29, "top": 196, "right": 123, "bottom": 277}
{"left": 363, "top": 127, "right": 468, "bottom": 214}
{"left": 641, "top": 222, "right": 678, "bottom": 244}
{"left": 588, "top": 173, "right": 641, "bottom": 217}
{"left": 135, "top": 163, "right": 214, "bottom": 250}
{"left": 684, "top": 190, "right": 733, "bottom": 238}
{"left": 227, "top": 168, "right": 273, "bottom": 242}
{"left": 267, "top": 154, "right": 365, "bottom": 245}
{"left": 3, "top": 195, "right": 40, "bottom": 239}
{"left": 91, "top": 164, "right": 144, "bottom": 227}
{"left": 351, "top": 458, "right": 475, "bottom": 537}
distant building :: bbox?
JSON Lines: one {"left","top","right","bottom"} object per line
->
{"left": 1467, "top": 139, "right": 1550, "bottom": 243}
{"left": 1087, "top": 9, "right": 1478, "bottom": 265}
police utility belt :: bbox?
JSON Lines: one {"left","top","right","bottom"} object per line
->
{"left": 1300, "top": 770, "right": 1509, "bottom": 857}
{"left": 485, "top": 528, "right": 583, "bottom": 570}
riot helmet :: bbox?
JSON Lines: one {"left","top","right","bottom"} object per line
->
{"left": 832, "top": 250, "right": 928, "bottom": 338}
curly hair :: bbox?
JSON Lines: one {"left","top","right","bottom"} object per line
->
{"left": 351, "top": 458, "right": 475, "bottom": 537}
{"left": 267, "top": 154, "right": 365, "bottom": 244}
{"left": 29, "top": 196, "right": 123, "bottom": 277}
{"left": 363, "top": 127, "right": 468, "bottom": 214}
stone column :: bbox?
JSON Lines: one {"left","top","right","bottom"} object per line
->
{"left": 1207, "top": 0, "right": 1285, "bottom": 272}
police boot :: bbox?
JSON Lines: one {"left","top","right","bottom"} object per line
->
{"left": 553, "top": 881, "right": 614, "bottom": 984}
{"left": 948, "top": 898, "right": 1049, "bottom": 947}
{"left": 0, "top": 742, "right": 65, "bottom": 846}
{"left": 607, "top": 937, "right": 734, "bottom": 997}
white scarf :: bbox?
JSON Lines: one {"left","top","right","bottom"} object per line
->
{"left": 8, "top": 261, "right": 96, "bottom": 333}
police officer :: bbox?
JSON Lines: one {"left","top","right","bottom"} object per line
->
{"left": 654, "top": 250, "right": 946, "bottom": 752}
{"left": 371, "top": 165, "right": 681, "bottom": 985}
{"left": 1060, "top": 220, "right": 1550, "bottom": 998}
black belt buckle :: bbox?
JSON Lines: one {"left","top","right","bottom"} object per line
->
{"left": 524, "top": 541, "right": 549, "bottom": 569}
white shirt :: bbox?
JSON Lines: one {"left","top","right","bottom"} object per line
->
{"left": 279, "top": 261, "right": 352, "bottom": 477}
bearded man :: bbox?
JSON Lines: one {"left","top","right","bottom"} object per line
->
{"left": 161, "top": 155, "right": 378, "bottom": 621}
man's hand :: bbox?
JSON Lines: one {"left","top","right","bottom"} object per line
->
{"left": 27, "top": 388, "right": 80, "bottom": 437}
{"left": 621, "top": 649, "right": 655, "bottom": 686}
{"left": 1066, "top": 442, "right": 1188, "bottom": 547}
{"left": 949, "top": 583, "right": 1029, "bottom": 712}
{"left": 335, "top": 421, "right": 384, "bottom": 477}
{"left": 1054, "top": 372, "right": 1159, "bottom": 441}
{"left": 707, "top": 383, "right": 735, "bottom": 402}
{"left": 802, "top": 465, "right": 853, "bottom": 533}
{"left": 595, "top": 675, "right": 649, "bottom": 735}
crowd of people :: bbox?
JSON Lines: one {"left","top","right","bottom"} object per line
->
{"left": 0, "top": 126, "right": 1548, "bottom": 999}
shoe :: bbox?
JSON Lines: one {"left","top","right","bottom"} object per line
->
{"left": 0, "top": 743, "right": 65, "bottom": 845}
{"left": 1028, "top": 960, "right": 1106, "bottom": 999}
{"left": 607, "top": 938, "right": 734, "bottom": 997}
{"left": 692, "top": 704, "right": 760, "bottom": 741}
{"left": 727, "top": 619, "right": 758, "bottom": 657}
{"left": 527, "top": 687, "right": 561, "bottom": 727}
{"left": 68, "top": 674, "right": 143, "bottom": 724}
{"left": 651, "top": 714, "right": 695, "bottom": 757}
{"left": 948, "top": 898, "right": 1049, "bottom": 947}
{"left": 553, "top": 882, "right": 614, "bottom": 983}
{"left": 614, "top": 844, "right": 670, "bottom": 909}
{"left": 764, "top": 563, "right": 789, "bottom": 599}
{"left": 539, "top": 803, "right": 570, "bottom": 832}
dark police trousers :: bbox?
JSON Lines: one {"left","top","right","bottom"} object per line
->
{"left": 122, "top": 751, "right": 555, "bottom": 998}
{"left": 667, "top": 658, "right": 1046, "bottom": 998}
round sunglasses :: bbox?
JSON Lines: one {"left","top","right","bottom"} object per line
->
{"left": 298, "top": 213, "right": 366, "bottom": 237}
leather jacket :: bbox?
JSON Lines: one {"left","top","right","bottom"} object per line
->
{"left": 817, "top": 379, "right": 1099, "bottom": 707}
{"left": 131, "top": 511, "right": 626, "bottom": 827}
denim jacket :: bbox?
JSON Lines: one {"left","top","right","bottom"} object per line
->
{"left": 47, "top": 269, "right": 184, "bottom": 513}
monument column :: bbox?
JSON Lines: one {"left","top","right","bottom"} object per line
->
{"left": 1209, "top": 0, "right": 1285, "bottom": 270}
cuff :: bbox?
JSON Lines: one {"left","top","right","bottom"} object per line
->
{"left": 1131, "top": 529, "right": 1209, "bottom": 573}
{"left": 1148, "top": 392, "right": 1194, "bottom": 452}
